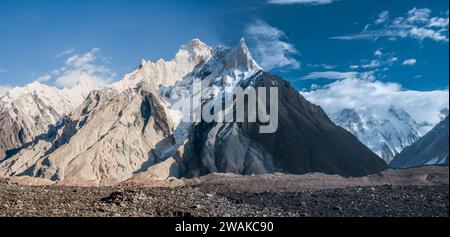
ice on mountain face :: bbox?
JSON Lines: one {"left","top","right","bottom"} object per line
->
{"left": 332, "top": 106, "right": 422, "bottom": 163}
{"left": 135, "top": 39, "right": 263, "bottom": 162}
{"left": 424, "top": 155, "right": 448, "bottom": 165}
{"left": 0, "top": 79, "right": 99, "bottom": 131}
{"left": 37, "top": 38, "right": 263, "bottom": 168}
{"left": 0, "top": 38, "right": 391, "bottom": 183}
{"left": 0, "top": 78, "right": 100, "bottom": 160}
{"left": 110, "top": 39, "right": 213, "bottom": 94}
{"left": 192, "top": 38, "right": 261, "bottom": 83}
{"left": 0, "top": 78, "right": 98, "bottom": 115}
{"left": 390, "top": 116, "right": 449, "bottom": 168}
{"left": 159, "top": 39, "right": 263, "bottom": 127}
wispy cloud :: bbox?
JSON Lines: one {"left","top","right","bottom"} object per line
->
{"left": 37, "top": 48, "right": 115, "bottom": 88}
{"left": 268, "top": 0, "right": 337, "bottom": 5}
{"left": 303, "top": 77, "right": 449, "bottom": 128}
{"left": 374, "top": 48, "right": 383, "bottom": 57}
{"left": 246, "top": 20, "right": 300, "bottom": 70}
{"left": 301, "top": 71, "right": 359, "bottom": 80}
{"left": 306, "top": 63, "right": 337, "bottom": 70}
{"left": 402, "top": 58, "right": 417, "bottom": 65}
{"left": 375, "top": 11, "right": 390, "bottom": 25}
{"left": 332, "top": 7, "right": 449, "bottom": 42}
{"left": 360, "top": 49, "right": 398, "bottom": 71}
{"left": 0, "top": 68, "right": 8, "bottom": 73}
{"left": 56, "top": 48, "right": 75, "bottom": 58}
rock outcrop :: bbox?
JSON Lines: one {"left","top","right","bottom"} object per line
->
{"left": 0, "top": 39, "right": 387, "bottom": 185}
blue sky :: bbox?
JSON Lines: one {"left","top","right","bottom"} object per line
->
{"left": 0, "top": 0, "right": 448, "bottom": 93}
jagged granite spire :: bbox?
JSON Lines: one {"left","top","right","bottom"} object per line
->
{"left": 226, "top": 37, "right": 262, "bottom": 72}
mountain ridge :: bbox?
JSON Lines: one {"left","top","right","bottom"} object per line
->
{"left": 390, "top": 116, "right": 449, "bottom": 168}
{"left": 0, "top": 78, "right": 100, "bottom": 161}
{"left": 0, "top": 39, "right": 387, "bottom": 185}
{"left": 331, "top": 106, "right": 423, "bottom": 163}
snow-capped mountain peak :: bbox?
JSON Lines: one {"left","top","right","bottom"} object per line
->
{"left": 0, "top": 39, "right": 387, "bottom": 184}
{"left": 332, "top": 106, "right": 422, "bottom": 163}
{"left": 226, "top": 37, "right": 262, "bottom": 73}
{"left": 1, "top": 81, "right": 52, "bottom": 106}
{"left": 110, "top": 39, "right": 213, "bottom": 93}
{"left": 0, "top": 78, "right": 99, "bottom": 160}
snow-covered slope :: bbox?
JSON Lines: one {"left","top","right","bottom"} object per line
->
{"left": 0, "top": 39, "right": 264, "bottom": 184}
{"left": 109, "top": 39, "right": 213, "bottom": 93}
{"left": 0, "top": 39, "right": 386, "bottom": 185}
{"left": 390, "top": 116, "right": 449, "bottom": 168}
{"left": 0, "top": 78, "right": 100, "bottom": 160}
{"left": 331, "top": 106, "right": 423, "bottom": 163}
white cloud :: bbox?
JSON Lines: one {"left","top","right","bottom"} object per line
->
{"left": 301, "top": 71, "right": 359, "bottom": 80}
{"left": 307, "top": 63, "right": 337, "bottom": 69}
{"left": 409, "top": 27, "right": 448, "bottom": 41}
{"left": 361, "top": 59, "right": 381, "bottom": 69}
{"left": 388, "top": 56, "right": 398, "bottom": 63}
{"left": 407, "top": 8, "right": 431, "bottom": 23}
{"left": 354, "top": 53, "right": 398, "bottom": 71}
{"left": 310, "top": 83, "right": 321, "bottom": 90}
{"left": 0, "top": 85, "right": 12, "bottom": 96}
{"left": 37, "top": 69, "right": 61, "bottom": 82}
{"left": 303, "top": 77, "right": 449, "bottom": 128}
{"left": 332, "top": 8, "right": 449, "bottom": 42}
{"left": 402, "top": 58, "right": 417, "bottom": 65}
{"left": 375, "top": 11, "right": 390, "bottom": 25}
{"left": 37, "top": 48, "right": 114, "bottom": 88}
{"left": 321, "top": 64, "right": 337, "bottom": 69}
{"left": 56, "top": 48, "right": 75, "bottom": 58}
{"left": 428, "top": 17, "right": 449, "bottom": 28}
{"left": 374, "top": 49, "right": 383, "bottom": 56}
{"left": 267, "top": 0, "right": 336, "bottom": 5}
{"left": 246, "top": 20, "right": 300, "bottom": 70}
{"left": 65, "top": 48, "right": 98, "bottom": 68}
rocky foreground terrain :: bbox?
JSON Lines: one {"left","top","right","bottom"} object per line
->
{"left": 0, "top": 166, "right": 448, "bottom": 217}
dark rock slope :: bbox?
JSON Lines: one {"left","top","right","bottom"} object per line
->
{"left": 390, "top": 116, "right": 449, "bottom": 168}
{"left": 182, "top": 72, "right": 387, "bottom": 177}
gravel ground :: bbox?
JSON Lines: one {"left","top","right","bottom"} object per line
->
{"left": 0, "top": 177, "right": 447, "bottom": 217}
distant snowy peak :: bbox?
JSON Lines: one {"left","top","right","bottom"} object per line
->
{"left": 110, "top": 39, "right": 213, "bottom": 93}
{"left": 332, "top": 106, "right": 422, "bottom": 163}
{"left": 1, "top": 78, "right": 100, "bottom": 114}
{"left": 1, "top": 81, "right": 53, "bottom": 105}
{"left": 108, "top": 38, "right": 262, "bottom": 102}
{"left": 0, "top": 78, "right": 99, "bottom": 160}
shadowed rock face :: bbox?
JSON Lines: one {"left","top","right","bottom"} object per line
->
{"left": 390, "top": 116, "right": 449, "bottom": 168}
{"left": 0, "top": 80, "right": 98, "bottom": 161}
{"left": 182, "top": 72, "right": 387, "bottom": 177}
{"left": 0, "top": 96, "right": 63, "bottom": 161}
{"left": 0, "top": 40, "right": 388, "bottom": 185}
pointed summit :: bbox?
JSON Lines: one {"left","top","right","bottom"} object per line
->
{"left": 138, "top": 59, "right": 148, "bottom": 69}
{"left": 238, "top": 37, "right": 249, "bottom": 52}
{"left": 180, "top": 39, "right": 212, "bottom": 56}
{"left": 227, "top": 37, "right": 262, "bottom": 72}
{"left": 186, "top": 38, "right": 208, "bottom": 48}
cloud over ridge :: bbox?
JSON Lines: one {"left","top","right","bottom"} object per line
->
{"left": 246, "top": 20, "right": 300, "bottom": 70}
